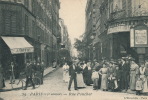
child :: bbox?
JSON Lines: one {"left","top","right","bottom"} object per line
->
{"left": 92, "top": 68, "right": 99, "bottom": 90}
{"left": 114, "top": 66, "right": 120, "bottom": 91}
{"left": 136, "top": 77, "right": 143, "bottom": 95}
{"left": 108, "top": 74, "right": 115, "bottom": 92}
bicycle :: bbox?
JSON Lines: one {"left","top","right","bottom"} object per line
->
{"left": 10, "top": 72, "right": 26, "bottom": 90}
{"left": 11, "top": 72, "right": 41, "bottom": 89}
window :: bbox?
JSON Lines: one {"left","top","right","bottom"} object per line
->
{"left": 24, "top": 0, "right": 29, "bottom": 8}
{"left": 113, "top": 0, "right": 122, "bottom": 11}
{"left": 3, "top": 10, "right": 17, "bottom": 35}
{"left": 25, "top": 15, "right": 29, "bottom": 35}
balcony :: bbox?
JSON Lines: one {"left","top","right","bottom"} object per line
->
{"left": 109, "top": 10, "right": 126, "bottom": 21}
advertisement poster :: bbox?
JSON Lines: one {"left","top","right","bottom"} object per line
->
{"left": 135, "top": 30, "right": 147, "bottom": 45}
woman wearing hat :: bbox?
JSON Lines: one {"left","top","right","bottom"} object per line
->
{"left": 99, "top": 63, "right": 109, "bottom": 91}
{"left": 129, "top": 60, "right": 139, "bottom": 91}
{"left": 85, "top": 62, "right": 93, "bottom": 86}
{"left": 63, "top": 62, "right": 70, "bottom": 83}
{"left": 76, "top": 62, "right": 86, "bottom": 88}
{"left": 139, "top": 62, "right": 148, "bottom": 93}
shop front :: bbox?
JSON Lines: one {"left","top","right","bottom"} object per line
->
{"left": 107, "top": 20, "right": 148, "bottom": 63}
{"left": 0, "top": 36, "right": 34, "bottom": 78}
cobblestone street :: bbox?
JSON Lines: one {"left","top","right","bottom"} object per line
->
{"left": 0, "top": 68, "right": 147, "bottom": 100}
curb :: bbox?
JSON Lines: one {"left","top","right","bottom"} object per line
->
{"left": 43, "top": 66, "right": 60, "bottom": 78}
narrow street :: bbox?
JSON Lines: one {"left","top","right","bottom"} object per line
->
{"left": 0, "top": 68, "right": 146, "bottom": 100}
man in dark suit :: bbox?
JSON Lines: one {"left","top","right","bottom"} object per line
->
{"left": 120, "top": 58, "right": 130, "bottom": 91}
{"left": 68, "top": 62, "right": 78, "bottom": 91}
{"left": 24, "top": 61, "right": 35, "bottom": 90}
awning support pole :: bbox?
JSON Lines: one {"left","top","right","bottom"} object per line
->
{"left": 24, "top": 52, "right": 26, "bottom": 64}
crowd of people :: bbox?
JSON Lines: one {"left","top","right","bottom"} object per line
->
{"left": 63, "top": 56, "right": 148, "bottom": 95}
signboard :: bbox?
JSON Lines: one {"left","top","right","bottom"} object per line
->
{"left": 130, "top": 24, "right": 148, "bottom": 47}
{"left": 135, "top": 30, "right": 147, "bottom": 44}
{"left": 11, "top": 48, "right": 34, "bottom": 54}
{"left": 108, "top": 25, "right": 130, "bottom": 34}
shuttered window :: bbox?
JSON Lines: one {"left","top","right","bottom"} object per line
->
{"left": 3, "top": 10, "right": 17, "bottom": 35}
{"left": 11, "top": 12, "right": 17, "bottom": 34}
{"left": 24, "top": 0, "right": 29, "bottom": 8}
{"left": 25, "top": 15, "right": 29, "bottom": 35}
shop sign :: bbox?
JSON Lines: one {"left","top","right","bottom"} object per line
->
{"left": 108, "top": 24, "right": 130, "bottom": 34}
{"left": 135, "top": 30, "right": 147, "bottom": 44}
{"left": 130, "top": 24, "right": 148, "bottom": 47}
{"left": 11, "top": 48, "right": 34, "bottom": 54}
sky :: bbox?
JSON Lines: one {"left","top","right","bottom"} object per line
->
{"left": 59, "top": 0, "right": 87, "bottom": 45}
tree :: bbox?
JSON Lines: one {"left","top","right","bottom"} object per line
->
{"left": 74, "top": 38, "right": 84, "bottom": 51}
{"left": 74, "top": 38, "right": 86, "bottom": 60}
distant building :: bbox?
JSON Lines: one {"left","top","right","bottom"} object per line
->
{"left": 59, "top": 18, "right": 72, "bottom": 62}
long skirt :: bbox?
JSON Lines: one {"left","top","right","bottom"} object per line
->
{"left": 93, "top": 78, "right": 99, "bottom": 88}
{"left": 101, "top": 74, "right": 108, "bottom": 90}
{"left": 98, "top": 75, "right": 102, "bottom": 89}
{"left": 130, "top": 71, "right": 137, "bottom": 90}
{"left": 0, "top": 73, "right": 3, "bottom": 88}
{"left": 63, "top": 71, "right": 69, "bottom": 83}
{"left": 83, "top": 72, "right": 88, "bottom": 84}
{"left": 86, "top": 70, "right": 93, "bottom": 85}
{"left": 143, "top": 76, "right": 148, "bottom": 93}
{"left": 77, "top": 73, "right": 86, "bottom": 87}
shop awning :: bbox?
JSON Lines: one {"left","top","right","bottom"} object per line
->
{"left": 1, "top": 36, "right": 34, "bottom": 54}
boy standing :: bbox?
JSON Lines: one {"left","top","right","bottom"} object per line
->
{"left": 92, "top": 68, "right": 99, "bottom": 90}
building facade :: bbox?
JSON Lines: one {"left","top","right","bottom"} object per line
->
{"left": 0, "top": 0, "right": 60, "bottom": 77}
{"left": 84, "top": 0, "right": 148, "bottom": 63}
{"left": 83, "top": 0, "right": 96, "bottom": 61}
{"left": 59, "top": 18, "right": 72, "bottom": 63}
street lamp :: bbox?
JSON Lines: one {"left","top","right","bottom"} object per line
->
{"left": 37, "top": 35, "right": 41, "bottom": 62}
{"left": 56, "top": 36, "right": 61, "bottom": 64}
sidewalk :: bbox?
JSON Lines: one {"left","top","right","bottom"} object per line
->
{"left": 0, "top": 66, "right": 59, "bottom": 92}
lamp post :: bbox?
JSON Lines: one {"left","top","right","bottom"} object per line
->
{"left": 37, "top": 35, "right": 41, "bottom": 62}
{"left": 56, "top": 36, "right": 60, "bottom": 64}
{"left": 88, "top": 45, "right": 90, "bottom": 61}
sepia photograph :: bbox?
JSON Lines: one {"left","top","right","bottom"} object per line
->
{"left": 0, "top": 0, "right": 148, "bottom": 100}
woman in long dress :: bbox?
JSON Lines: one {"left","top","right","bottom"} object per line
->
{"left": 63, "top": 62, "right": 69, "bottom": 83}
{"left": 76, "top": 63, "right": 86, "bottom": 88}
{"left": 86, "top": 62, "right": 93, "bottom": 86}
{"left": 99, "top": 63, "right": 109, "bottom": 91}
{"left": 129, "top": 60, "right": 139, "bottom": 90}
{"left": 139, "top": 63, "right": 148, "bottom": 93}
{"left": 83, "top": 62, "right": 88, "bottom": 85}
